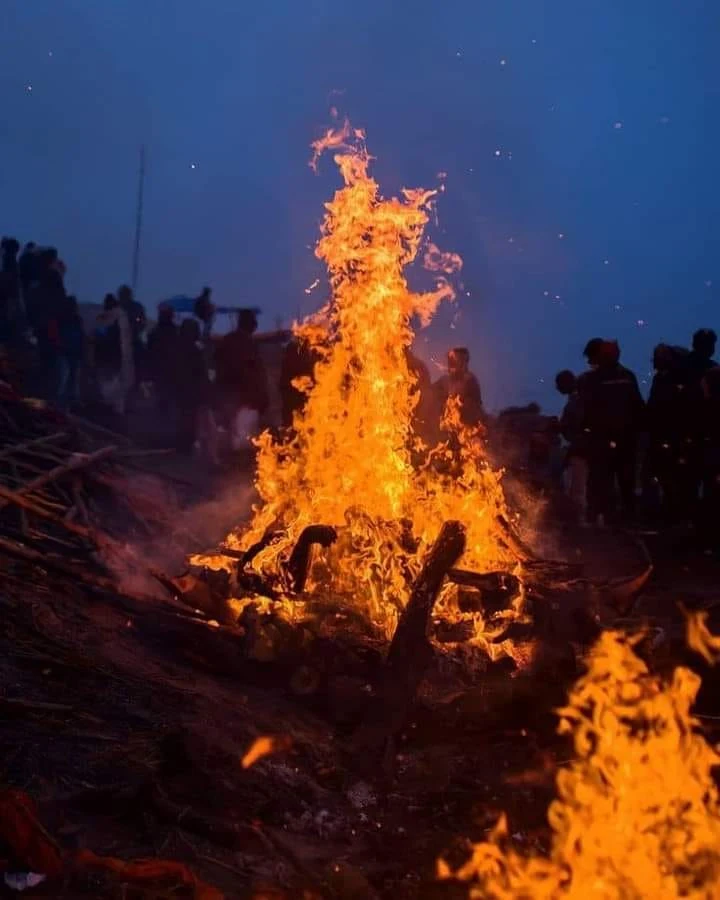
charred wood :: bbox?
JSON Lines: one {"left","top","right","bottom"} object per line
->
{"left": 354, "top": 520, "right": 466, "bottom": 761}
{"left": 285, "top": 524, "right": 337, "bottom": 593}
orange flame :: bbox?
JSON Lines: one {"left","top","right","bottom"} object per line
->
{"left": 440, "top": 628, "right": 720, "bottom": 897}
{"left": 198, "top": 123, "right": 523, "bottom": 655}
{"left": 241, "top": 735, "right": 291, "bottom": 769}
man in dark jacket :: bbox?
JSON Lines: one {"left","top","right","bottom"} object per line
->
{"left": 434, "top": 347, "right": 484, "bottom": 428}
{"left": 556, "top": 369, "right": 587, "bottom": 517}
{"left": 215, "top": 308, "right": 269, "bottom": 434}
{"left": 646, "top": 343, "right": 690, "bottom": 521}
{"left": 578, "top": 340, "right": 645, "bottom": 524}
{"left": 146, "top": 303, "right": 178, "bottom": 404}
{"left": 666, "top": 329, "right": 719, "bottom": 522}
{"left": 56, "top": 295, "right": 85, "bottom": 409}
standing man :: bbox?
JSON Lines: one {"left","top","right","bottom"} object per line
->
{"left": 215, "top": 308, "right": 269, "bottom": 451}
{"left": 434, "top": 347, "right": 484, "bottom": 429}
{"left": 579, "top": 340, "right": 645, "bottom": 525}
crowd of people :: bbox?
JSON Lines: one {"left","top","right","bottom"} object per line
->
{"left": 553, "top": 329, "right": 719, "bottom": 549}
{"left": 1, "top": 234, "right": 718, "bottom": 548}
{"left": 0, "top": 235, "right": 275, "bottom": 464}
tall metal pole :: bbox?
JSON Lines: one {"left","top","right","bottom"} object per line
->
{"left": 131, "top": 145, "right": 146, "bottom": 295}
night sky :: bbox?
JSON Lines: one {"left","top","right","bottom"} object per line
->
{"left": 2, "top": 1, "right": 718, "bottom": 410}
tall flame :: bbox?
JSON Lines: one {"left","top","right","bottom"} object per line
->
{"left": 440, "top": 628, "right": 720, "bottom": 898}
{"left": 212, "top": 123, "right": 519, "bottom": 642}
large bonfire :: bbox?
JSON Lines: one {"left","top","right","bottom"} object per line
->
{"left": 203, "top": 121, "right": 522, "bottom": 645}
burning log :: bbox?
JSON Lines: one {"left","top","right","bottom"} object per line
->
{"left": 285, "top": 524, "right": 337, "bottom": 593}
{"left": 449, "top": 568, "right": 521, "bottom": 616}
{"left": 354, "top": 520, "right": 466, "bottom": 762}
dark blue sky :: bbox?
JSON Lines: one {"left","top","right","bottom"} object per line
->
{"left": 2, "top": 0, "right": 718, "bottom": 409}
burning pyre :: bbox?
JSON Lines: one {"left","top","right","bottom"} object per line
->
{"left": 194, "top": 121, "right": 526, "bottom": 654}
{"left": 441, "top": 619, "right": 720, "bottom": 899}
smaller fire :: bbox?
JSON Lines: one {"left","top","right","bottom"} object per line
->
{"left": 440, "top": 619, "right": 720, "bottom": 898}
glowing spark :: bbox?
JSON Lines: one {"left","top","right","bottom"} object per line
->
{"left": 558, "top": 233, "right": 565, "bottom": 239}
{"left": 614, "top": 121, "right": 624, "bottom": 129}
{"left": 604, "top": 259, "right": 610, "bottom": 265}
{"left": 189, "top": 162, "right": 197, "bottom": 170}
{"left": 304, "top": 278, "right": 320, "bottom": 295}
{"left": 637, "top": 319, "right": 647, "bottom": 327}
{"left": 241, "top": 735, "right": 291, "bottom": 769}
{"left": 25, "top": 84, "right": 33, "bottom": 93}
{"left": 500, "top": 58, "right": 507, "bottom": 66}
{"left": 494, "top": 149, "right": 501, "bottom": 157}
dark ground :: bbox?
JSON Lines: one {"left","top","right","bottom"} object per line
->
{"left": 0, "top": 461, "right": 719, "bottom": 900}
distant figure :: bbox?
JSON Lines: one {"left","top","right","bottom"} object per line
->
{"left": 582, "top": 337, "right": 604, "bottom": 369}
{"left": 171, "top": 318, "right": 219, "bottom": 463}
{"left": 668, "top": 329, "right": 719, "bottom": 521}
{"left": 279, "top": 334, "right": 320, "bottom": 428}
{"left": 146, "top": 303, "right": 178, "bottom": 403}
{"left": 700, "top": 366, "right": 720, "bottom": 552}
{"left": 215, "top": 308, "right": 269, "bottom": 450}
{"left": 94, "top": 294, "right": 133, "bottom": 415}
{"left": 0, "top": 237, "right": 21, "bottom": 341}
{"left": 193, "top": 287, "right": 215, "bottom": 338}
{"left": 434, "top": 347, "right": 484, "bottom": 429}
{"left": 555, "top": 369, "right": 587, "bottom": 517}
{"left": 18, "top": 242, "right": 38, "bottom": 302}
{"left": 117, "top": 285, "right": 146, "bottom": 341}
{"left": 578, "top": 339, "right": 645, "bottom": 524}
{"left": 25, "top": 248, "right": 67, "bottom": 398}
{"left": 56, "top": 295, "right": 85, "bottom": 410}
{"left": 645, "top": 343, "right": 690, "bottom": 521}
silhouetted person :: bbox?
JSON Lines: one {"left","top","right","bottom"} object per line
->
{"left": 171, "top": 318, "right": 216, "bottom": 459}
{"left": 193, "top": 287, "right": 215, "bottom": 338}
{"left": 0, "top": 237, "right": 21, "bottom": 341}
{"left": 668, "top": 329, "right": 719, "bottom": 522}
{"left": 18, "top": 242, "right": 38, "bottom": 301}
{"left": 579, "top": 339, "right": 645, "bottom": 524}
{"left": 25, "top": 248, "right": 66, "bottom": 397}
{"left": 434, "top": 347, "right": 484, "bottom": 428}
{"left": 645, "top": 343, "right": 690, "bottom": 522}
{"left": 94, "top": 293, "right": 134, "bottom": 415}
{"left": 279, "top": 334, "right": 319, "bottom": 428}
{"left": 56, "top": 295, "right": 85, "bottom": 409}
{"left": 117, "top": 284, "right": 146, "bottom": 376}
{"left": 215, "top": 309, "right": 269, "bottom": 449}
{"left": 556, "top": 369, "right": 587, "bottom": 517}
{"left": 699, "top": 366, "right": 720, "bottom": 552}
{"left": 146, "top": 303, "right": 178, "bottom": 404}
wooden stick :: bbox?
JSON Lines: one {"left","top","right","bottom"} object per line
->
{"left": 0, "top": 432, "right": 67, "bottom": 462}
{"left": 0, "top": 483, "right": 92, "bottom": 539}
{"left": 0, "top": 535, "right": 113, "bottom": 590}
{"left": 354, "top": 521, "right": 466, "bottom": 760}
{"left": 66, "top": 413, "right": 132, "bottom": 445}
{"left": 0, "top": 446, "right": 116, "bottom": 510}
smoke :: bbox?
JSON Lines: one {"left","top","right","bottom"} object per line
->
{"left": 97, "top": 472, "right": 256, "bottom": 600}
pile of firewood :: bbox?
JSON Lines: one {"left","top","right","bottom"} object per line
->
{"left": 0, "top": 384, "right": 194, "bottom": 591}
